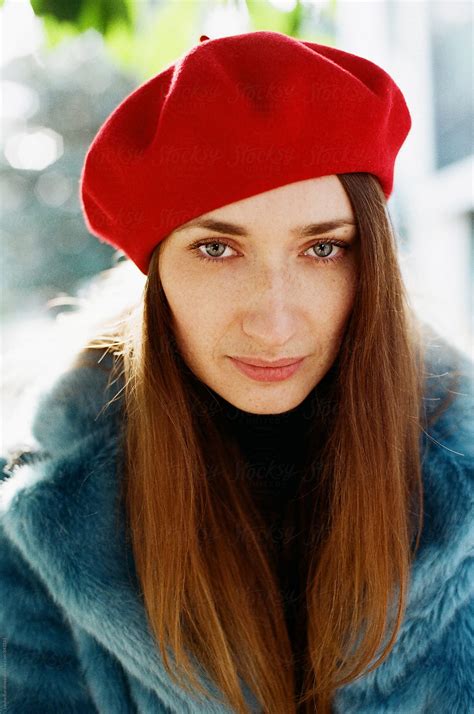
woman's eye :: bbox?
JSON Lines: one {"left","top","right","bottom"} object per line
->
{"left": 199, "top": 242, "right": 230, "bottom": 259}
{"left": 189, "top": 238, "right": 349, "bottom": 264}
{"left": 308, "top": 242, "right": 338, "bottom": 259}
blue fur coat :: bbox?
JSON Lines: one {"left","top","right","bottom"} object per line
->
{"left": 1, "top": 330, "right": 473, "bottom": 713}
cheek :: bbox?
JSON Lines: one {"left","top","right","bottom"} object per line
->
{"left": 335, "top": 277, "right": 357, "bottom": 322}
{"left": 319, "top": 268, "right": 356, "bottom": 311}
{"left": 313, "top": 272, "right": 357, "bottom": 341}
{"left": 166, "top": 287, "right": 226, "bottom": 363}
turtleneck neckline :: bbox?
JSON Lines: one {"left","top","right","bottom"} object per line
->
{"left": 207, "top": 387, "right": 317, "bottom": 430}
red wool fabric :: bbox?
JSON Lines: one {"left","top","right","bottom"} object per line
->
{"left": 79, "top": 30, "right": 412, "bottom": 275}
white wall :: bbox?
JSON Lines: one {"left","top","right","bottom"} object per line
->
{"left": 334, "top": 0, "right": 473, "bottom": 358}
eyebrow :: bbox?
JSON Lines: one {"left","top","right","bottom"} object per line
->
{"left": 174, "top": 217, "right": 356, "bottom": 238}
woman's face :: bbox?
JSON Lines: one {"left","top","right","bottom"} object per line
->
{"left": 158, "top": 175, "right": 359, "bottom": 414}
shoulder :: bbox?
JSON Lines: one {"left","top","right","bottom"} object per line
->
{"left": 29, "top": 348, "right": 125, "bottom": 456}
{"left": 420, "top": 325, "right": 473, "bottom": 464}
{"left": 412, "top": 326, "right": 473, "bottom": 597}
{"left": 0, "top": 347, "right": 133, "bottom": 638}
{"left": 0, "top": 347, "right": 125, "bottom": 517}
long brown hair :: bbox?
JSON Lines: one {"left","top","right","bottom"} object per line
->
{"left": 74, "top": 173, "right": 450, "bottom": 712}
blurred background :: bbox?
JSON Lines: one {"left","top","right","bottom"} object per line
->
{"left": 1, "top": 0, "right": 473, "bottom": 448}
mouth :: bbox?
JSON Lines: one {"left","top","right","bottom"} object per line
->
{"left": 230, "top": 356, "right": 305, "bottom": 368}
{"left": 228, "top": 356, "right": 305, "bottom": 383}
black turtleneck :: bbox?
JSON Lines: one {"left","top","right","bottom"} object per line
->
{"left": 212, "top": 388, "right": 314, "bottom": 515}
{"left": 199, "top": 384, "right": 328, "bottom": 700}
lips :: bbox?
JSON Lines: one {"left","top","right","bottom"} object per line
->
{"left": 229, "top": 356, "right": 305, "bottom": 382}
{"left": 232, "top": 357, "right": 304, "bottom": 368}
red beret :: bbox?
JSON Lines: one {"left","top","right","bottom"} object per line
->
{"left": 80, "top": 30, "right": 411, "bottom": 275}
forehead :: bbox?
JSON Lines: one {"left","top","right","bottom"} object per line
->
{"left": 174, "top": 176, "right": 355, "bottom": 236}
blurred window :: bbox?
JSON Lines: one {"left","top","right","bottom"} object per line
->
{"left": 429, "top": 2, "right": 473, "bottom": 169}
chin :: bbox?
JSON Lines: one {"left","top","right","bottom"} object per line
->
{"left": 231, "top": 392, "right": 305, "bottom": 415}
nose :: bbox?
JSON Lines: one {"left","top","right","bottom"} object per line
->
{"left": 241, "top": 265, "right": 299, "bottom": 347}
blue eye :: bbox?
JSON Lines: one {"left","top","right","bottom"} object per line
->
{"left": 311, "top": 242, "right": 339, "bottom": 259}
{"left": 196, "top": 241, "right": 228, "bottom": 260}
{"left": 188, "top": 238, "right": 350, "bottom": 265}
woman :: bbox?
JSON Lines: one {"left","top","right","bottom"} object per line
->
{"left": 1, "top": 31, "right": 472, "bottom": 714}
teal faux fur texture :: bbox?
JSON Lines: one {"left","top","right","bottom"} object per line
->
{"left": 1, "top": 328, "right": 473, "bottom": 713}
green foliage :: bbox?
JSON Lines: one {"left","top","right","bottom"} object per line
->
{"left": 246, "top": 0, "right": 304, "bottom": 36}
{"left": 30, "top": 0, "right": 134, "bottom": 49}
{"left": 24, "top": 0, "right": 337, "bottom": 79}
{"left": 105, "top": 0, "right": 202, "bottom": 78}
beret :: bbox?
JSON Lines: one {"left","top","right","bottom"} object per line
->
{"left": 79, "top": 30, "right": 412, "bottom": 275}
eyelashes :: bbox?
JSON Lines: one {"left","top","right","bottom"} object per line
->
{"left": 187, "top": 238, "right": 351, "bottom": 266}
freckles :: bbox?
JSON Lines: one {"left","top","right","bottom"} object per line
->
{"left": 335, "top": 266, "right": 358, "bottom": 302}
{"left": 313, "top": 281, "right": 354, "bottom": 332}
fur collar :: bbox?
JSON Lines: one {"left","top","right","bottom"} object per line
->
{"left": 1, "top": 329, "right": 472, "bottom": 711}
